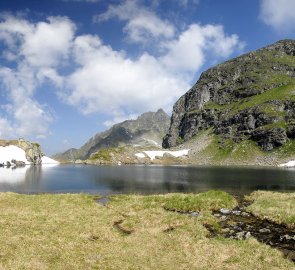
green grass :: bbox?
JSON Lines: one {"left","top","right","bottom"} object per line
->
{"left": 162, "top": 190, "right": 237, "bottom": 212}
{"left": 197, "top": 135, "right": 267, "bottom": 164}
{"left": 201, "top": 82, "right": 295, "bottom": 116}
{"left": 0, "top": 192, "right": 293, "bottom": 269}
{"left": 246, "top": 191, "right": 295, "bottom": 228}
{"left": 275, "top": 139, "right": 295, "bottom": 158}
{"left": 89, "top": 147, "right": 126, "bottom": 161}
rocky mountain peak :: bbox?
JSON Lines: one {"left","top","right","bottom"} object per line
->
{"left": 163, "top": 39, "right": 295, "bottom": 151}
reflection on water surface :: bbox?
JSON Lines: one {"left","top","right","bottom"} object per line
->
{"left": 0, "top": 164, "right": 294, "bottom": 195}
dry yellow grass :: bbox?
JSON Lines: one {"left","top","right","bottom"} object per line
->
{"left": 0, "top": 192, "right": 293, "bottom": 269}
{"left": 246, "top": 191, "right": 295, "bottom": 228}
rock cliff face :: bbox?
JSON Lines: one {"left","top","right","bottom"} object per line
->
{"left": 54, "top": 109, "right": 170, "bottom": 161}
{"left": 163, "top": 40, "right": 295, "bottom": 152}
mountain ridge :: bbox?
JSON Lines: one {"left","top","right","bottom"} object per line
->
{"left": 53, "top": 109, "right": 170, "bottom": 162}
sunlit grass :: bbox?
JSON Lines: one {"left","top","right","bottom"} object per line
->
{"left": 0, "top": 192, "right": 293, "bottom": 269}
{"left": 246, "top": 191, "right": 295, "bottom": 228}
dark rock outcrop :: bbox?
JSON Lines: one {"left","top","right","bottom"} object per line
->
{"left": 163, "top": 39, "right": 295, "bottom": 151}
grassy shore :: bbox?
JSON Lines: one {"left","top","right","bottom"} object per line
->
{"left": 0, "top": 191, "right": 294, "bottom": 269}
{"left": 246, "top": 191, "right": 295, "bottom": 228}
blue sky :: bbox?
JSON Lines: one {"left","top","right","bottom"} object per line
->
{"left": 0, "top": 0, "right": 294, "bottom": 155}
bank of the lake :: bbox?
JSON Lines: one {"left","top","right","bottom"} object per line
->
{"left": 0, "top": 190, "right": 294, "bottom": 269}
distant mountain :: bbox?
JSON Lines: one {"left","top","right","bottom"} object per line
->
{"left": 53, "top": 109, "right": 170, "bottom": 161}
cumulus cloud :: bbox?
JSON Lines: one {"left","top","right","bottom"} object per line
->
{"left": 260, "top": 0, "right": 295, "bottom": 32}
{"left": 0, "top": 15, "right": 75, "bottom": 139}
{"left": 62, "top": 21, "right": 244, "bottom": 123}
{"left": 96, "top": 0, "right": 175, "bottom": 44}
{"left": 62, "top": 34, "right": 189, "bottom": 116}
{"left": 0, "top": 6, "right": 244, "bottom": 136}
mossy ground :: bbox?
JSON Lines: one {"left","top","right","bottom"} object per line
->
{"left": 0, "top": 191, "right": 293, "bottom": 269}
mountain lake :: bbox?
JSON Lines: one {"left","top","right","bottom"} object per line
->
{"left": 0, "top": 164, "right": 295, "bottom": 195}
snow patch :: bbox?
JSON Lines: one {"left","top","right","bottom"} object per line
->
{"left": 278, "top": 160, "right": 295, "bottom": 168}
{"left": 41, "top": 156, "right": 59, "bottom": 166}
{"left": 0, "top": 145, "right": 59, "bottom": 166}
{"left": 135, "top": 153, "right": 146, "bottom": 158}
{"left": 0, "top": 145, "right": 30, "bottom": 164}
{"left": 135, "top": 149, "right": 189, "bottom": 160}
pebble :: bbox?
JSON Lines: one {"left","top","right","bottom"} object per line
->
{"left": 232, "top": 210, "right": 241, "bottom": 215}
{"left": 235, "top": 231, "right": 251, "bottom": 240}
{"left": 245, "top": 231, "right": 251, "bottom": 239}
{"left": 241, "top": 212, "right": 250, "bottom": 217}
{"left": 220, "top": 208, "right": 231, "bottom": 215}
{"left": 191, "top": 212, "right": 199, "bottom": 217}
{"left": 280, "top": 234, "right": 295, "bottom": 241}
{"left": 220, "top": 215, "right": 227, "bottom": 221}
{"left": 259, "top": 228, "right": 271, "bottom": 233}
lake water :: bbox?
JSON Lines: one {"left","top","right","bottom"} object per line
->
{"left": 0, "top": 164, "right": 295, "bottom": 195}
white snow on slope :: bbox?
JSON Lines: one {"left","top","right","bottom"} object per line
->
{"left": 0, "top": 145, "right": 30, "bottom": 164}
{"left": 135, "top": 153, "right": 146, "bottom": 158}
{"left": 41, "top": 156, "right": 59, "bottom": 165}
{"left": 0, "top": 145, "right": 59, "bottom": 166}
{"left": 278, "top": 160, "right": 295, "bottom": 168}
{"left": 135, "top": 149, "right": 189, "bottom": 160}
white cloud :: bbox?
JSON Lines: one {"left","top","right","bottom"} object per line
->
{"left": 0, "top": 117, "right": 14, "bottom": 138}
{"left": 62, "top": 34, "right": 189, "bottom": 116}
{"left": 260, "top": 0, "right": 295, "bottom": 32}
{"left": 103, "top": 111, "right": 138, "bottom": 127}
{"left": 96, "top": 0, "right": 175, "bottom": 44}
{"left": 61, "top": 23, "right": 243, "bottom": 124}
{"left": 0, "top": 15, "right": 75, "bottom": 139}
{"left": 0, "top": 9, "right": 244, "bottom": 136}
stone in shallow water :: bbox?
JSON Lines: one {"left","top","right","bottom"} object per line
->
{"left": 259, "top": 228, "right": 271, "bottom": 233}
{"left": 220, "top": 208, "right": 231, "bottom": 215}
{"left": 241, "top": 212, "right": 250, "bottom": 217}
{"left": 280, "top": 234, "right": 295, "bottom": 241}
{"left": 235, "top": 231, "right": 251, "bottom": 240}
{"left": 245, "top": 231, "right": 251, "bottom": 239}
{"left": 232, "top": 210, "right": 241, "bottom": 215}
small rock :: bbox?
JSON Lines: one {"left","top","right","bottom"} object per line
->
{"left": 235, "top": 231, "right": 245, "bottom": 240}
{"left": 259, "top": 228, "right": 271, "bottom": 233}
{"left": 214, "top": 213, "right": 221, "bottom": 217}
{"left": 245, "top": 232, "right": 251, "bottom": 239}
{"left": 232, "top": 210, "right": 241, "bottom": 215}
{"left": 280, "top": 234, "right": 295, "bottom": 241}
{"left": 220, "top": 215, "right": 227, "bottom": 221}
{"left": 241, "top": 212, "right": 250, "bottom": 217}
{"left": 220, "top": 208, "right": 231, "bottom": 215}
{"left": 191, "top": 212, "right": 199, "bottom": 217}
